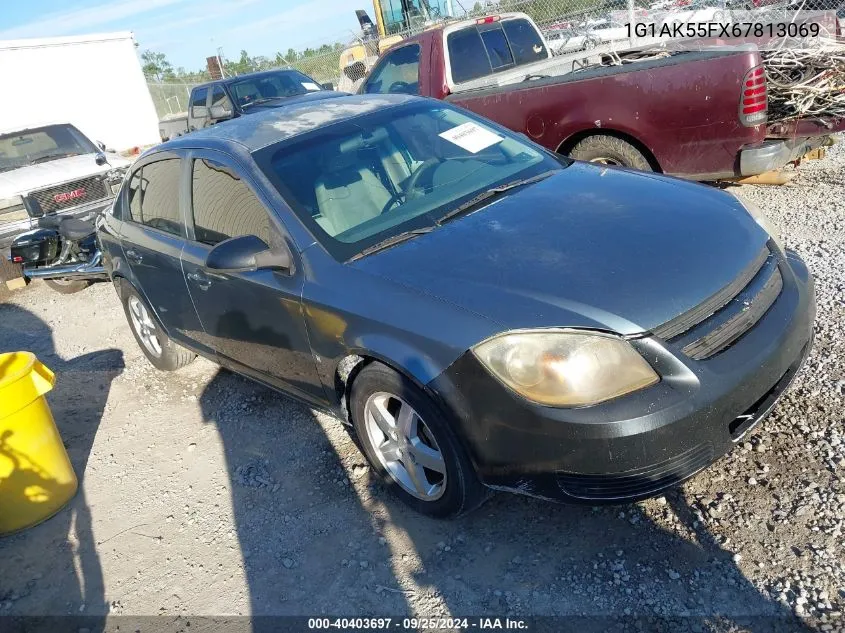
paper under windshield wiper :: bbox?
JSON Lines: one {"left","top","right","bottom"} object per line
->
{"left": 348, "top": 226, "right": 436, "bottom": 262}
{"left": 435, "top": 170, "right": 558, "bottom": 226}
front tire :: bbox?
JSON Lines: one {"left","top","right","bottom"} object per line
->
{"left": 121, "top": 283, "right": 195, "bottom": 371}
{"left": 350, "top": 362, "right": 488, "bottom": 518}
{"left": 44, "top": 278, "right": 92, "bottom": 294}
{"left": 568, "top": 134, "right": 653, "bottom": 171}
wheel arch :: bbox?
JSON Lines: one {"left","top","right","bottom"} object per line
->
{"left": 330, "top": 349, "right": 444, "bottom": 425}
{"left": 556, "top": 129, "right": 663, "bottom": 173}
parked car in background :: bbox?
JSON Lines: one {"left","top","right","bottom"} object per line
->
{"left": 158, "top": 69, "right": 339, "bottom": 141}
{"left": 0, "top": 123, "right": 129, "bottom": 254}
{"left": 100, "top": 95, "right": 814, "bottom": 517}
{"left": 545, "top": 26, "right": 599, "bottom": 53}
{"left": 360, "top": 12, "right": 840, "bottom": 180}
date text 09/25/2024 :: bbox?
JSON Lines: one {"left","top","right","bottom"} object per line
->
{"left": 627, "top": 21, "right": 821, "bottom": 39}
{"left": 308, "top": 617, "right": 528, "bottom": 630}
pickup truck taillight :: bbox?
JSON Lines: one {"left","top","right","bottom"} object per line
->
{"left": 740, "top": 66, "right": 767, "bottom": 127}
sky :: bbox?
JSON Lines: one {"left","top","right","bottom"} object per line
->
{"left": 0, "top": 0, "right": 371, "bottom": 70}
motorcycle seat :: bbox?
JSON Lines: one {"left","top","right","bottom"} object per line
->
{"left": 38, "top": 216, "right": 95, "bottom": 240}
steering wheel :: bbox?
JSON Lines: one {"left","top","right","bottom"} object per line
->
{"left": 388, "top": 81, "right": 412, "bottom": 94}
{"left": 381, "top": 158, "right": 442, "bottom": 213}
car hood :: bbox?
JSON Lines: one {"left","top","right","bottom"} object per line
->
{"left": 0, "top": 153, "right": 130, "bottom": 198}
{"left": 353, "top": 163, "right": 769, "bottom": 336}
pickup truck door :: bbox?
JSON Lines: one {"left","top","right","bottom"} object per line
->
{"left": 181, "top": 149, "right": 325, "bottom": 405}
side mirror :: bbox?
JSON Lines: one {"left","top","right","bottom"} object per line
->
{"left": 97, "top": 141, "right": 106, "bottom": 151}
{"left": 205, "top": 234, "right": 292, "bottom": 274}
{"left": 209, "top": 104, "right": 233, "bottom": 120}
{"left": 320, "top": 82, "right": 335, "bottom": 91}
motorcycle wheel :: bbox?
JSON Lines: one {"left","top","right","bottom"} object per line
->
{"left": 44, "top": 278, "right": 92, "bottom": 294}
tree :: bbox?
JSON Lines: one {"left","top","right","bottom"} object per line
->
{"left": 141, "top": 50, "right": 174, "bottom": 82}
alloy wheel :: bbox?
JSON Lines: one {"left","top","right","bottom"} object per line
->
{"left": 364, "top": 392, "right": 447, "bottom": 501}
{"left": 128, "top": 295, "right": 162, "bottom": 358}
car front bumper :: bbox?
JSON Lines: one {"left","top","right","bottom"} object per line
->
{"left": 428, "top": 249, "right": 815, "bottom": 504}
{"left": 739, "top": 136, "right": 828, "bottom": 177}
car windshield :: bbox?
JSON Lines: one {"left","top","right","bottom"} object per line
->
{"left": 229, "top": 70, "right": 322, "bottom": 108}
{"left": 0, "top": 124, "right": 97, "bottom": 173}
{"left": 255, "top": 101, "right": 567, "bottom": 260}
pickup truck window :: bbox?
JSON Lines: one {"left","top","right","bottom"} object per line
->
{"left": 191, "top": 158, "right": 270, "bottom": 246}
{"left": 230, "top": 70, "right": 321, "bottom": 109}
{"left": 255, "top": 101, "right": 559, "bottom": 261}
{"left": 480, "top": 27, "right": 514, "bottom": 69}
{"left": 127, "top": 159, "right": 184, "bottom": 237}
{"left": 447, "top": 29, "right": 491, "bottom": 83}
{"left": 363, "top": 44, "right": 420, "bottom": 95}
{"left": 448, "top": 18, "right": 548, "bottom": 84}
{"left": 190, "top": 87, "right": 209, "bottom": 118}
{"left": 210, "top": 85, "right": 232, "bottom": 111}
{"left": 502, "top": 19, "right": 548, "bottom": 64}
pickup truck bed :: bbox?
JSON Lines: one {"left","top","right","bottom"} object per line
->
{"left": 360, "top": 12, "right": 836, "bottom": 181}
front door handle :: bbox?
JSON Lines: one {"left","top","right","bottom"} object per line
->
{"left": 186, "top": 270, "right": 211, "bottom": 290}
{"left": 125, "top": 248, "right": 143, "bottom": 264}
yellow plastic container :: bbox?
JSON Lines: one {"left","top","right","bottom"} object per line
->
{"left": 0, "top": 352, "right": 77, "bottom": 535}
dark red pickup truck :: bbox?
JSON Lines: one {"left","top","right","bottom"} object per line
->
{"left": 359, "top": 12, "right": 840, "bottom": 180}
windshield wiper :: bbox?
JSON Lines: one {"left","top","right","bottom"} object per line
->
{"left": 30, "top": 152, "right": 80, "bottom": 164}
{"left": 348, "top": 226, "right": 435, "bottom": 262}
{"left": 435, "top": 170, "right": 558, "bottom": 226}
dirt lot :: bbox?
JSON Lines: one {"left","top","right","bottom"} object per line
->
{"left": 1, "top": 142, "right": 844, "bottom": 631}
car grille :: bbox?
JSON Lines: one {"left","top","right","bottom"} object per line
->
{"left": 652, "top": 244, "right": 783, "bottom": 360}
{"left": 556, "top": 442, "right": 715, "bottom": 500}
{"left": 26, "top": 175, "right": 109, "bottom": 215}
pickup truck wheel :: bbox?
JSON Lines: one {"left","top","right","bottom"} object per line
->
{"left": 350, "top": 362, "right": 490, "bottom": 518}
{"left": 122, "top": 284, "right": 195, "bottom": 371}
{"left": 569, "top": 135, "right": 653, "bottom": 172}
{"left": 44, "top": 279, "right": 92, "bottom": 294}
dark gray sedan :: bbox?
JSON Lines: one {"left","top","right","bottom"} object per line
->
{"left": 98, "top": 94, "right": 814, "bottom": 517}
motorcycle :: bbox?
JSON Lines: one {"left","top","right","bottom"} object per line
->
{"left": 8, "top": 212, "right": 107, "bottom": 294}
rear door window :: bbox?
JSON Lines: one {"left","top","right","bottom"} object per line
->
{"left": 447, "top": 28, "right": 492, "bottom": 83}
{"left": 479, "top": 27, "right": 514, "bottom": 69}
{"left": 191, "top": 158, "right": 271, "bottom": 246}
{"left": 363, "top": 44, "right": 421, "bottom": 95}
{"left": 135, "top": 159, "right": 184, "bottom": 236}
{"left": 503, "top": 18, "right": 548, "bottom": 64}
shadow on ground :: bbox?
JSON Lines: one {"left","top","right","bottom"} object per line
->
{"left": 0, "top": 303, "right": 123, "bottom": 632}
{"left": 198, "top": 367, "right": 812, "bottom": 632}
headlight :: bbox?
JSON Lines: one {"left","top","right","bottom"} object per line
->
{"left": 473, "top": 329, "right": 659, "bottom": 407}
{"left": 732, "top": 193, "right": 781, "bottom": 246}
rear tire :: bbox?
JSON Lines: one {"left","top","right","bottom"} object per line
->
{"left": 121, "top": 283, "right": 195, "bottom": 371}
{"left": 350, "top": 362, "right": 489, "bottom": 518}
{"left": 44, "top": 279, "right": 92, "bottom": 294}
{"left": 568, "top": 135, "right": 654, "bottom": 171}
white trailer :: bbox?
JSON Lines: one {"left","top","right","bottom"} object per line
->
{"left": 0, "top": 32, "right": 160, "bottom": 151}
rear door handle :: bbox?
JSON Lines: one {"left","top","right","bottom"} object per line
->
{"left": 186, "top": 270, "right": 211, "bottom": 290}
{"left": 125, "top": 248, "right": 142, "bottom": 264}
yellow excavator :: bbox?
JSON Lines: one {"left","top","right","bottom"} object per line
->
{"left": 337, "top": 1, "right": 452, "bottom": 91}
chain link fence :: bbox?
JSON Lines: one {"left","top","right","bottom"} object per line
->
{"left": 145, "top": 0, "right": 842, "bottom": 118}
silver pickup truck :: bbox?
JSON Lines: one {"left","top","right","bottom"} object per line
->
{"left": 0, "top": 123, "right": 131, "bottom": 250}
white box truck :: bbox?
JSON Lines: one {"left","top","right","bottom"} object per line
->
{"left": 0, "top": 31, "right": 160, "bottom": 151}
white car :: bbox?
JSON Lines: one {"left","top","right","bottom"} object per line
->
{"left": 0, "top": 123, "right": 130, "bottom": 250}
{"left": 586, "top": 19, "right": 631, "bottom": 44}
{"left": 545, "top": 27, "right": 600, "bottom": 53}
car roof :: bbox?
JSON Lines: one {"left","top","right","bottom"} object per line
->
{"left": 157, "top": 93, "right": 420, "bottom": 154}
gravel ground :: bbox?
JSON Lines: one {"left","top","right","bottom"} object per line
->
{"left": 0, "top": 140, "right": 843, "bottom": 631}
